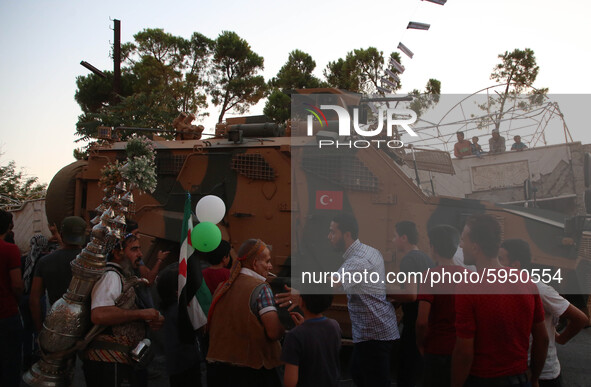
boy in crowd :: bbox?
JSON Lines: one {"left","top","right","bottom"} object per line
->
{"left": 416, "top": 225, "right": 464, "bottom": 387}
{"left": 392, "top": 220, "right": 435, "bottom": 387}
{"left": 499, "top": 239, "right": 587, "bottom": 387}
{"left": 281, "top": 293, "right": 341, "bottom": 387}
{"left": 202, "top": 240, "right": 231, "bottom": 294}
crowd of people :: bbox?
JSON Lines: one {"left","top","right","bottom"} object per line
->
{"left": 454, "top": 130, "right": 528, "bottom": 159}
{"left": 1, "top": 208, "right": 589, "bottom": 387}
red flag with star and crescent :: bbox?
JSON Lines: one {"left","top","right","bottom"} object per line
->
{"left": 315, "top": 191, "right": 343, "bottom": 210}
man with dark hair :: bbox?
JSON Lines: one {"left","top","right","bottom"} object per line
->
{"left": 427, "top": 225, "right": 460, "bottom": 260}
{"left": 392, "top": 220, "right": 434, "bottom": 387}
{"left": 416, "top": 225, "right": 464, "bottom": 387}
{"left": 395, "top": 221, "right": 420, "bottom": 245}
{"left": 328, "top": 212, "right": 398, "bottom": 387}
{"left": 281, "top": 293, "right": 341, "bottom": 387}
{"left": 125, "top": 219, "right": 168, "bottom": 286}
{"left": 82, "top": 234, "right": 164, "bottom": 387}
{"left": 499, "top": 239, "right": 587, "bottom": 387}
{"left": 331, "top": 212, "right": 359, "bottom": 244}
{"left": 29, "top": 216, "right": 86, "bottom": 332}
{"left": 0, "top": 209, "right": 24, "bottom": 387}
{"left": 1, "top": 210, "right": 15, "bottom": 244}
{"left": 499, "top": 239, "right": 531, "bottom": 265}
{"left": 452, "top": 214, "right": 548, "bottom": 387}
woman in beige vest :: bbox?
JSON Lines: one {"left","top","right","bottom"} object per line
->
{"left": 206, "top": 239, "right": 284, "bottom": 387}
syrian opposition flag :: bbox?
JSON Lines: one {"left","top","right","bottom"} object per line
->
{"left": 178, "top": 193, "right": 211, "bottom": 343}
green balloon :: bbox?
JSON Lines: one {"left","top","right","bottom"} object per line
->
{"left": 191, "top": 222, "right": 222, "bottom": 253}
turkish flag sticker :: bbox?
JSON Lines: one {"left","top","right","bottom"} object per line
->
{"left": 316, "top": 191, "right": 343, "bottom": 210}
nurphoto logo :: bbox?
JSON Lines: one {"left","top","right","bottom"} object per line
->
{"left": 304, "top": 102, "right": 418, "bottom": 149}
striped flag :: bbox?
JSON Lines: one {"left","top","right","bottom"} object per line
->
{"left": 178, "top": 193, "right": 211, "bottom": 342}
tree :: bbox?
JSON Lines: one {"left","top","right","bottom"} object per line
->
{"left": 0, "top": 159, "right": 46, "bottom": 209}
{"left": 209, "top": 31, "right": 267, "bottom": 123}
{"left": 324, "top": 48, "right": 440, "bottom": 119}
{"left": 324, "top": 57, "right": 358, "bottom": 91}
{"left": 75, "top": 28, "right": 212, "bottom": 146}
{"left": 491, "top": 48, "right": 540, "bottom": 93}
{"left": 74, "top": 69, "right": 137, "bottom": 144}
{"left": 480, "top": 48, "right": 548, "bottom": 131}
{"left": 270, "top": 50, "right": 323, "bottom": 90}
{"left": 409, "top": 78, "right": 441, "bottom": 118}
{"left": 349, "top": 47, "right": 384, "bottom": 94}
{"left": 324, "top": 48, "right": 403, "bottom": 94}
{"left": 263, "top": 90, "right": 292, "bottom": 123}
{"left": 264, "top": 50, "right": 324, "bottom": 123}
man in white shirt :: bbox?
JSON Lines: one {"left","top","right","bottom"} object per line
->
{"left": 499, "top": 239, "right": 588, "bottom": 386}
{"left": 82, "top": 233, "right": 164, "bottom": 387}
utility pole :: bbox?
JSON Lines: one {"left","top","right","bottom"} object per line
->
{"left": 113, "top": 19, "right": 121, "bottom": 102}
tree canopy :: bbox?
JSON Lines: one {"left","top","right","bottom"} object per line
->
{"left": 264, "top": 50, "right": 325, "bottom": 123}
{"left": 75, "top": 28, "right": 212, "bottom": 146}
{"left": 270, "top": 49, "right": 323, "bottom": 90}
{"left": 477, "top": 48, "right": 548, "bottom": 131}
{"left": 0, "top": 159, "right": 46, "bottom": 210}
{"left": 75, "top": 28, "right": 555, "bottom": 151}
{"left": 209, "top": 31, "right": 267, "bottom": 123}
{"left": 75, "top": 27, "right": 446, "bottom": 138}
{"left": 324, "top": 48, "right": 404, "bottom": 94}
{"left": 409, "top": 78, "right": 442, "bottom": 118}
{"left": 491, "top": 48, "right": 540, "bottom": 93}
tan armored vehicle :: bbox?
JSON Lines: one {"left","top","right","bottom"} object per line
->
{"left": 45, "top": 88, "right": 591, "bottom": 337}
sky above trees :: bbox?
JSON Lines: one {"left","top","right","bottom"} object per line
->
{"left": 1, "top": 0, "right": 590, "bottom": 184}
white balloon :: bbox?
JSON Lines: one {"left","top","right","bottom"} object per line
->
{"left": 195, "top": 195, "right": 226, "bottom": 224}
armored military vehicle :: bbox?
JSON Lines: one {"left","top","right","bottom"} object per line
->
{"left": 45, "top": 88, "right": 591, "bottom": 336}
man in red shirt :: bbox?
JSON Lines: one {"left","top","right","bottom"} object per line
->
{"left": 451, "top": 214, "right": 548, "bottom": 387}
{"left": 416, "top": 224, "right": 465, "bottom": 387}
{"left": 0, "top": 210, "right": 24, "bottom": 387}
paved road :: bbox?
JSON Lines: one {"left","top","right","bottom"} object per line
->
{"left": 40, "top": 326, "right": 591, "bottom": 386}
{"left": 556, "top": 327, "right": 591, "bottom": 387}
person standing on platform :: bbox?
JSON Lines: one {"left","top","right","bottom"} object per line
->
{"left": 488, "top": 129, "right": 506, "bottom": 154}
{"left": 454, "top": 131, "right": 473, "bottom": 159}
